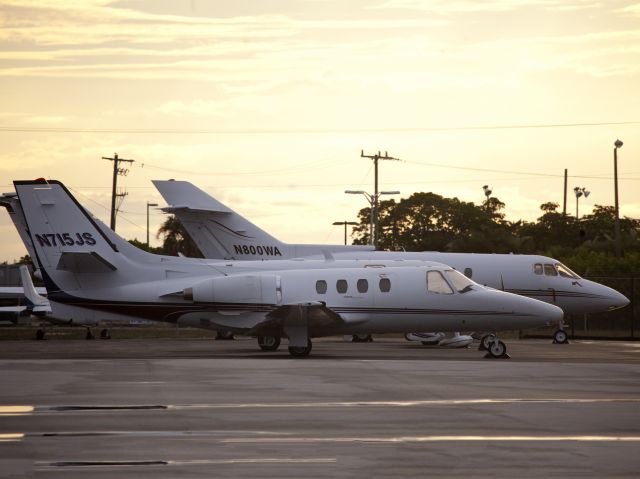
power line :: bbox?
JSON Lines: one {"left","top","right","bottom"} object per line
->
{"left": 0, "top": 121, "right": 639, "bottom": 135}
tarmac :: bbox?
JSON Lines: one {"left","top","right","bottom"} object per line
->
{"left": 1, "top": 336, "right": 640, "bottom": 478}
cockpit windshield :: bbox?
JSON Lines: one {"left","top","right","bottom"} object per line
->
{"left": 556, "top": 263, "right": 580, "bottom": 279}
{"left": 445, "top": 269, "right": 475, "bottom": 293}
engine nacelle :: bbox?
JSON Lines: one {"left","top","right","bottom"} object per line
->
{"left": 184, "top": 274, "right": 280, "bottom": 305}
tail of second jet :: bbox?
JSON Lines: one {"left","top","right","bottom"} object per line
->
{"left": 153, "top": 179, "right": 375, "bottom": 260}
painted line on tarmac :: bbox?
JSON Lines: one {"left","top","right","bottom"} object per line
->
{"left": 37, "top": 458, "right": 336, "bottom": 469}
{"left": 222, "top": 435, "right": 640, "bottom": 444}
{"left": 4, "top": 398, "right": 640, "bottom": 416}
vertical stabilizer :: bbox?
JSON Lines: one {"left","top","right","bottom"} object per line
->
{"left": 153, "top": 179, "right": 283, "bottom": 259}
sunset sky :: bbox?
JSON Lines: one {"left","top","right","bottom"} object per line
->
{"left": 1, "top": 0, "right": 639, "bottom": 262}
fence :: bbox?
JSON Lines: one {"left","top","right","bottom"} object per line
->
{"left": 557, "top": 276, "right": 637, "bottom": 339}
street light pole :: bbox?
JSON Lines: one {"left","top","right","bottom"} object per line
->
{"left": 332, "top": 221, "right": 358, "bottom": 245}
{"left": 146, "top": 201, "right": 158, "bottom": 247}
{"left": 345, "top": 190, "right": 399, "bottom": 247}
{"left": 614, "top": 139, "right": 623, "bottom": 257}
{"left": 573, "top": 187, "right": 590, "bottom": 220}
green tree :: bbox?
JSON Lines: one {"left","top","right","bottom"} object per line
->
{"left": 156, "top": 215, "right": 203, "bottom": 258}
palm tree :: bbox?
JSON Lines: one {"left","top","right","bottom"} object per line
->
{"left": 157, "top": 215, "right": 203, "bottom": 258}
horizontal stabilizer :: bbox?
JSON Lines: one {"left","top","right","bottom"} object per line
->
{"left": 153, "top": 180, "right": 233, "bottom": 214}
{"left": 56, "top": 251, "right": 117, "bottom": 273}
{"left": 161, "top": 205, "right": 231, "bottom": 215}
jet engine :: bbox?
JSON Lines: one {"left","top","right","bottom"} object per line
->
{"left": 184, "top": 274, "right": 280, "bottom": 305}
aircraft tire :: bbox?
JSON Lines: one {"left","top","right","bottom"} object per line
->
{"left": 258, "top": 336, "right": 281, "bottom": 351}
{"left": 487, "top": 339, "right": 507, "bottom": 359}
{"left": 352, "top": 334, "right": 373, "bottom": 343}
{"left": 215, "top": 330, "right": 235, "bottom": 340}
{"left": 288, "top": 340, "right": 312, "bottom": 358}
{"left": 479, "top": 334, "right": 495, "bottom": 351}
{"left": 100, "top": 328, "right": 111, "bottom": 340}
{"left": 553, "top": 329, "right": 569, "bottom": 344}
{"left": 85, "top": 329, "right": 94, "bottom": 340}
{"left": 35, "top": 329, "right": 45, "bottom": 340}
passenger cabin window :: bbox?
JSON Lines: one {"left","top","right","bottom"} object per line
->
{"left": 464, "top": 267, "right": 473, "bottom": 279}
{"left": 534, "top": 263, "right": 543, "bottom": 275}
{"left": 544, "top": 264, "right": 558, "bottom": 276}
{"left": 316, "top": 280, "right": 327, "bottom": 294}
{"left": 379, "top": 278, "right": 391, "bottom": 293}
{"left": 336, "top": 279, "right": 348, "bottom": 294}
{"left": 357, "top": 279, "right": 368, "bottom": 293}
{"left": 427, "top": 270, "right": 454, "bottom": 295}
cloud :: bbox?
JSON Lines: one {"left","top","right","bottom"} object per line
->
{"left": 372, "top": 0, "right": 603, "bottom": 13}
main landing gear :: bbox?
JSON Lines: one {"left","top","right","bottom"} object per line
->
{"left": 257, "top": 336, "right": 311, "bottom": 357}
{"left": 351, "top": 334, "right": 373, "bottom": 343}
{"left": 288, "top": 339, "right": 312, "bottom": 358}
{"left": 215, "top": 330, "right": 235, "bottom": 340}
{"left": 257, "top": 336, "right": 281, "bottom": 351}
{"left": 480, "top": 334, "right": 510, "bottom": 359}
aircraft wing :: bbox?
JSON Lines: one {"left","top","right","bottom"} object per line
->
{"left": 0, "top": 306, "right": 27, "bottom": 313}
{"left": 247, "top": 301, "right": 343, "bottom": 336}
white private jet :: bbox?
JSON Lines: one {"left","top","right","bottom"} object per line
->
{"left": 4, "top": 179, "right": 564, "bottom": 358}
{"left": 152, "top": 179, "right": 629, "bottom": 346}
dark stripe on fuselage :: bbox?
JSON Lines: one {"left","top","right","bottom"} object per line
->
{"left": 507, "top": 289, "right": 609, "bottom": 300}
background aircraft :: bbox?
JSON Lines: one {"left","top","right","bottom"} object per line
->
{"left": 153, "top": 179, "right": 629, "bottom": 345}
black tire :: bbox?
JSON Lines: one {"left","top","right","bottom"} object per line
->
{"left": 215, "top": 330, "right": 235, "bottom": 340}
{"left": 352, "top": 334, "right": 373, "bottom": 343}
{"left": 258, "top": 336, "right": 281, "bottom": 351}
{"left": 553, "top": 329, "right": 569, "bottom": 344}
{"left": 85, "top": 329, "right": 94, "bottom": 340}
{"left": 35, "top": 329, "right": 45, "bottom": 340}
{"left": 288, "top": 340, "right": 312, "bottom": 358}
{"left": 479, "top": 334, "right": 495, "bottom": 351}
{"left": 487, "top": 339, "right": 507, "bottom": 358}
{"left": 100, "top": 328, "right": 111, "bottom": 340}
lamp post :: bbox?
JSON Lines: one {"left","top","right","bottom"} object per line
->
{"left": 482, "top": 185, "right": 492, "bottom": 210}
{"left": 332, "top": 221, "right": 358, "bottom": 245}
{"left": 146, "top": 201, "right": 158, "bottom": 247}
{"left": 573, "top": 187, "right": 590, "bottom": 220}
{"left": 614, "top": 139, "right": 623, "bottom": 257}
{"left": 345, "top": 190, "right": 400, "bottom": 247}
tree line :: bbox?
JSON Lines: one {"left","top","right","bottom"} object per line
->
{"left": 350, "top": 193, "right": 640, "bottom": 277}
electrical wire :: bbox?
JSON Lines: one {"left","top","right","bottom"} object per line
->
{"left": 0, "top": 121, "right": 639, "bottom": 135}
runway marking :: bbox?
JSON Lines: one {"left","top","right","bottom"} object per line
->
{"left": 0, "top": 405, "right": 34, "bottom": 416}
{"left": 38, "top": 458, "right": 335, "bottom": 468}
{"left": 169, "top": 398, "right": 640, "bottom": 409}
{"left": 0, "top": 433, "right": 24, "bottom": 442}
{"left": 222, "top": 435, "right": 640, "bottom": 444}
{"left": 22, "top": 398, "right": 640, "bottom": 415}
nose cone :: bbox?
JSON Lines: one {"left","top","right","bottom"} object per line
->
{"left": 486, "top": 289, "right": 564, "bottom": 329}
{"left": 584, "top": 280, "right": 630, "bottom": 313}
{"left": 529, "top": 298, "right": 565, "bottom": 326}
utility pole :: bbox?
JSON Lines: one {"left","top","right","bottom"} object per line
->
{"left": 102, "top": 153, "right": 134, "bottom": 231}
{"left": 360, "top": 150, "right": 400, "bottom": 248}
{"left": 563, "top": 169, "right": 568, "bottom": 216}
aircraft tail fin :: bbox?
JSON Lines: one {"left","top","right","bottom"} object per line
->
{"left": 12, "top": 180, "right": 139, "bottom": 297}
{"left": 18, "top": 265, "right": 51, "bottom": 313}
{"left": 153, "top": 179, "right": 282, "bottom": 259}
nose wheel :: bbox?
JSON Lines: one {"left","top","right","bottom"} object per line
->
{"left": 484, "top": 337, "right": 510, "bottom": 359}
{"left": 553, "top": 329, "right": 569, "bottom": 344}
{"left": 479, "top": 333, "right": 495, "bottom": 351}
